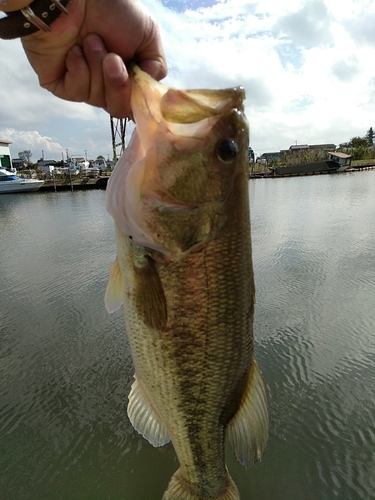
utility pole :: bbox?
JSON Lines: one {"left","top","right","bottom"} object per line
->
{"left": 110, "top": 116, "right": 127, "bottom": 164}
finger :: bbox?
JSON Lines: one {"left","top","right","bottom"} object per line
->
{"left": 103, "top": 53, "right": 132, "bottom": 118}
{"left": 139, "top": 58, "right": 167, "bottom": 82}
{"left": 136, "top": 21, "right": 167, "bottom": 82}
{"left": 53, "top": 44, "right": 91, "bottom": 102}
{"left": 82, "top": 34, "right": 107, "bottom": 108}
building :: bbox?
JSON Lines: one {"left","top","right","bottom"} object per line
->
{"left": 12, "top": 158, "right": 27, "bottom": 170}
{"left": 281, "top": 143, "right": 336, "bottom": 155}
{"left": 36, "top": 159, "right": 58, "bottom": 168}
{"left": 257, "top": 151, "right": 283, "bottom": 162}
{"left": 309, "top": 143, "right": 336, "bottom": 151}
{"left": 0, "top": 139, "right": 12, "bottom": 168}
{"left": 285, "top": 144, "right": 309, "bottom": 153}
{"left": 259, "top": 143, "right": 337, "bottom": 163}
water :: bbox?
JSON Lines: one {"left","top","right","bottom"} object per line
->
{"left": 0, "top": 173, "right": 374, "bottom": 500}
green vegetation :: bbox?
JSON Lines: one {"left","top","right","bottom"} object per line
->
{"left": 267, "top": 149, "right": 331, "bottom": 169}
{"left": 366, "top": 127, "right": 374, "bottom": 146}
{"left": 338, "top": 127, "right": 375, "bottom": 160}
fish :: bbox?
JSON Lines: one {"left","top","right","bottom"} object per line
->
{"left": 105, "top": 65, "right": 268, "bottom": 500}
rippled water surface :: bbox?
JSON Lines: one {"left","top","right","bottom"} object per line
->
{"left": 1, "top": 173, "right": 375, "bottom": 499}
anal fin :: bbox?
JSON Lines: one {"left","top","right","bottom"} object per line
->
{"left": 227, "top": 360, "right": 268, "bottom": 468}
{"left": 128, "top": 375, "right": 170, "bottom": 447}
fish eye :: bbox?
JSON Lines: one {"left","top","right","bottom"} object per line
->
{"left": 217, "top": 139, "right": 239, "bottom": 163}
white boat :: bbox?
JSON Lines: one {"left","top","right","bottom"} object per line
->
{"left": 0, "top": 168, "right": 44, "bottom": 193}
{"left": 85, "top": 167, "right": 100, "bottom": 177}
{"left": 69, "top": 155, "right": 90, "bottom": 171}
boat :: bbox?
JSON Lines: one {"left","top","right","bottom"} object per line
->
{"left": 68, "top": 155, "right": 90, "bottom": 171}
{"left": 0, "top": 167, "right": 44, "bottom": 193}
{"left": 327, "top": 151, "right": 352, "bottom": 171}
{"left": 269, "top": 152, "right": 352, "bottom": 176}
{"left": 85, "top": 167, "right": 100, "bottom": 178}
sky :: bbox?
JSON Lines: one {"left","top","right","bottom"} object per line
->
{"left": 1, "top": 0, "right": 375, "bottom": 162}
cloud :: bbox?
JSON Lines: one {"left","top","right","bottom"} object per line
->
{"left": 1, "top": 0, "right": 375, "bottom": 159}
{"left": 331, "top": 57, "right": 360, "bottom": 83}
{"left": 0, "top": 41, "right": 111, "bottom": 160}
{"left": 1, "top": 129, "right": 64, "bottom": 160}
{"left": 344, "top": 12, "right": 375, "bottom": 45}
{"left": 273, "top": 0, "right": 333, "bottom": 48}
{"left": 160, "top": 0, "right": 219, "bottom": 13}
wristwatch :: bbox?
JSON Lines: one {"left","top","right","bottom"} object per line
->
{"left": 0, "top": 0, "right": 69, "bottom": 39}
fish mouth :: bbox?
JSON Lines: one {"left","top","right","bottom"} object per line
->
{"left": 130, "top": 64, "right": 246, "bottom": 128}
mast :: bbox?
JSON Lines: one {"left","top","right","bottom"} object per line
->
{"left": 110, "top": 117, "right": 127, "bottom": 164}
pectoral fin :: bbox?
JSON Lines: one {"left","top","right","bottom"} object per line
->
{"left": 104, "top": 258, "right": 123, "bottom": 313}
{"left": 133, "top": 253, "right": 168, "bottom": 330}
{"left": 128, "top": 375, "right": 170, "bottom": 447}
{"left": 227, "top": 360, "right": 268, "bottom": 468}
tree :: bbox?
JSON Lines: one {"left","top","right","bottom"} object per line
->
{"left": 366, "top": 127, "right": 374, "bottom": 146}
{"left": 349, "top": 137, "right": 368, "bottom": 148}
{"left": 18, "top": 150, "right": 32, "bottom": 164}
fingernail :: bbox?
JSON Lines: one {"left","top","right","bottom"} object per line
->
{"left": 86, "top": 34, "right": 105, "bottom": 52}
{"left": 105, "top": 55, "right": 126, "bottom": 79}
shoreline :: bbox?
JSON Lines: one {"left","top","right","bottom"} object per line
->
{"left": 35, "top": 164, "right": 375, "bottom": 192}
{"left": 39, "top": 176, "right": 109, "bottom": 191}
{"left": 249, "top": 163, "right": 375, "bottom": 179}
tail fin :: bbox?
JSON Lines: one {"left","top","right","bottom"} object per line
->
{"left": 162, "top": 468, "right": 240, "bottom": 500}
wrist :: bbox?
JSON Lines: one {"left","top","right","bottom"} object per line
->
{"left": 0, "top": 0, "right": 70, "bottom": 39}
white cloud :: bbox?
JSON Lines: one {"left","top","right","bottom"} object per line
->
{"left": 1, "top": 129, "right": 63, "bottom": 160}
{"left": 1, "top": 0, "right": 375, "bottom": 159}
{"left": 273, "top": 0, "right": 333, "bottom": 48}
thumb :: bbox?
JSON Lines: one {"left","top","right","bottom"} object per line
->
{"left": 139, "top": 58, "right": 167, "bottom": 82}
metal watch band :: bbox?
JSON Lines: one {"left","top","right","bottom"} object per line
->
{"left": 0, "top": 0, "right": 69, "bottom": 39}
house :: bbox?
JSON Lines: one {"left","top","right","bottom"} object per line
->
{"left": 36, "top": 159, "right": 58, "bottom": 168}
{"left": 281, "top": 143, "right": 337, "bottom": 155}
{"left": 258, "top": 152, "right": 283, "bottom": 162}
{"left": 309, "top": 143, "right": 336, "bottom": 151}
{"left": 12, "top": 158, "right": 27, "bottom": 169}
{"left": 286, "top": 144, "right": 309, "bottom": 152}
{"left": 0, "top": 139, "right": 12, "bottom": 168}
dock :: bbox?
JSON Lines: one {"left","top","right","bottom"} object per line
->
{"left": 39, "top": 175, "right": 109, "bottom": 191}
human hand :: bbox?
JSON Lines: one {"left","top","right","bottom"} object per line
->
{"left": 20, "top": 0, "right": 167, "bottom": 117}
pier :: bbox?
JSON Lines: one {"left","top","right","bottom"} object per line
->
{"left": 39, "top": 175, "right": 109, "bottom": 191}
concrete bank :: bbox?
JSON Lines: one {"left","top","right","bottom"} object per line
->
{"left": 249, "top": 164, "right": 375, "bottom": 179}
{"left": 39, "top": 176, "right": 109, "bottom": 191}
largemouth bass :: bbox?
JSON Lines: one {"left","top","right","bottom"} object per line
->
{"left": 105, "top": 66, "right": 268, "bottom": 500}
